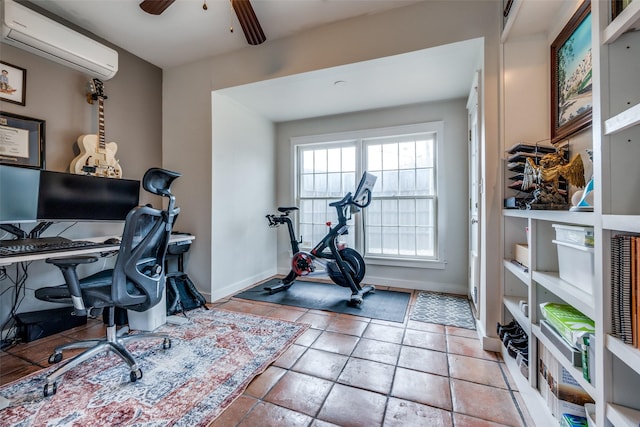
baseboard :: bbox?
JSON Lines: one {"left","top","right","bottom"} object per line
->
{"left": 364, "top": 274, "right": 467, "bottom": 295}
{"left": 208, "top": 269, "right": 275, "bottom": 302}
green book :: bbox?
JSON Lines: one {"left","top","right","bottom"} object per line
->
{"left": 540, "top": 302, "right": 595, "bottom": 347}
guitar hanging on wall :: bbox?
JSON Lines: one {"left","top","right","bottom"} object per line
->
{"left": 70, "top": 78, "right": 122, "bottom": 178}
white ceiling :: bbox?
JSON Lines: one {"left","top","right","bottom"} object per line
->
{"left": 32, "top": 0, "right": 425, "bottom": 69}
{"left": 218, "top": 38, "right": 483, "bottom": 122}
{"left": 27, "top": 0, "right": 484, "bottom": 122}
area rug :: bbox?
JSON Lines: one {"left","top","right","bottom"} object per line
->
{"left": 235, "top": 278, "right": 411, "bottom": 323}
{"left": 0, "top": 308, "right": 308, "bottom": 426}
{"left": 410, "top": 291, "right": 476, "bottom": 329}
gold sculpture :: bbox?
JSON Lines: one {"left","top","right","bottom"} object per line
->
{"left": 521, "top": 147, "right": 586, "bottom": 208}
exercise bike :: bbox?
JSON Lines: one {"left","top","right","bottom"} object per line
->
{"left": 265, "top": 172, "right": 376, "bottom": 306}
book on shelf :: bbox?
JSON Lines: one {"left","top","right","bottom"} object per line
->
{"left": 539, "top": 302, "right": 595, "bottom": 348}
{"left": 611, "top": 234, "right": 640, "bottom": 348}
{"left": 538, "top": 342, "right": 594, "bottom": 421}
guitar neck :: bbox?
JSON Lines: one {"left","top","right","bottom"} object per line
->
{"left": 97, "top": 96, "right": 105, "bottom": 150}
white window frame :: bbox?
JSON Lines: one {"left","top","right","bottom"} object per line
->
{"left": 291, "top": 122, "right": 446, "bottom": 269}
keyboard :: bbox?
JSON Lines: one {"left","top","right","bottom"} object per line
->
{"left": 0, "top": 237, "right": 104, "bottom": 257}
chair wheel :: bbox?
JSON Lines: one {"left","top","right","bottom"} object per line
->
{"left": 43, "top": 382, "right": 57, "bottom": 397}
{"left": 163, "top": 338, "right": 172, "bottom": 349}
{"left": 130, "top": 369, "right": 143, "bottom": 383}
{"left": 48, "top": 353, "right": 63, "bottom": 364}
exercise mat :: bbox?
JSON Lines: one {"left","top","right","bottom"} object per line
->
{"left": 235, "top": 278, "right": 411, "bottom": 323}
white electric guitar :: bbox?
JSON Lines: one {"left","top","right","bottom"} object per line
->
{"left": 70, "top": 79, "right": 122, "bottom": 178}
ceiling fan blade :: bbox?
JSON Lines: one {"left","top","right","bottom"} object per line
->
{"left": 139, "top": 0, "right": 176, "bottom": 15}
{"left": 231, "top": 0, "right": 266, "bottom": 45}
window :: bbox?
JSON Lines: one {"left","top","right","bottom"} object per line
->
{"left": 293, "top": 122, "right": 442, "bottom": 265}
{"left": 298, "top": 142, "right": 357, "bottom": 250}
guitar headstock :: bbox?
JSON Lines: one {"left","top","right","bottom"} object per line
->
{"left": 86, "top": 78, "right": 107, "bottom": 104}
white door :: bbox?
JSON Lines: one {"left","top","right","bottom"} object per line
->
{"left": 467, "top": 72, "right": 481, "bottom": 316}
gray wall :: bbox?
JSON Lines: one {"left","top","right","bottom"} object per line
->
{"left": 0, "top": 35, "right": 162, "bottom": 321}
{"left": 164, "top": 0, "right": 501, "bottom": 340}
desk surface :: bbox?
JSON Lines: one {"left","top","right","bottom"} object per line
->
{"left": 0, "top": 233, "right": 195, "bottom": 266}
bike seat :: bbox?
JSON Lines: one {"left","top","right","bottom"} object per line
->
{"left": 277, "top": 206, "right": 298, "bottom": 213}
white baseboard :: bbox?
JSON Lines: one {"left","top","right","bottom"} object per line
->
{"left": 207, "top": 269, "right": 276, "bottom": 302}
{"left": 364, "top": 274, "right": 467, "bottom": 295}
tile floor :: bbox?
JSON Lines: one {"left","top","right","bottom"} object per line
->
{"left": 1, "top": 281, "right": 534, "bottom": 426}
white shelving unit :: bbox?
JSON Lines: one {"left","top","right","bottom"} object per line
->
{"left": 598, "top": 0, "right": 640, "bottom": 426}
{"left": 501, "top": 1, "right": 640, "bottom": 426}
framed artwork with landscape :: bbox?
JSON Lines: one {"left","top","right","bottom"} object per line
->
{"left": 550, "top": 0, "right": 592, "bottom": 144}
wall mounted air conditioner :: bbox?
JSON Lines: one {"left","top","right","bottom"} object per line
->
{"left": 1, "top": 0, "right": 118, "bottom": 80}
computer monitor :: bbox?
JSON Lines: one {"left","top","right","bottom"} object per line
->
{"left": 353, "top": 171, "right": 377, "bottom": 206}
{"left": 0, "top": 165, "right": 39, "bottom": 224}
{"left": 37, "top": 170, "right": 140, "bottom": 221}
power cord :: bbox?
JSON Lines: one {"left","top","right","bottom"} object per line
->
{"left": 0, "top": 261, "right": 30, "bottom": 349}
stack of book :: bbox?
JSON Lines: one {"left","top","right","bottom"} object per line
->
{"left": 611, "top": 234, "right": 640, "bottom": 347}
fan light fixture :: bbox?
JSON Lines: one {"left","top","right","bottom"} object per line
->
{"left": 139, "top": 0, "right": 175, "bottom": 15}
{"left": 231, "top": 0, "right": 266, "bottom": 45}
{"left": 139, "top": 0, "right": 266, "bottom": 46}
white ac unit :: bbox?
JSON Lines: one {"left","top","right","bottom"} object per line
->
{"left": 1, "top": 0, "right": 118, "bottom": 80}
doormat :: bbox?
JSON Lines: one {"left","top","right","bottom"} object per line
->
{"left": 0, "top": 308, "right": 308, "bottom": 426}
{"left": 235, "top": 278, "right": 411, "bottom": 323}
{"left": 410, "top": 291, "right": 476, "bottom": 329}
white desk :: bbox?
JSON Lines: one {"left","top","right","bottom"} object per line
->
{"left": 0, "top": 233, "right": 195, "bottom": 266}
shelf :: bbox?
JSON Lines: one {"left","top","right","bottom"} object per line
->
{"left": 532, "top": 271, "right": 595, "bottom": 320}
{"left": 603, "top": 0, "right": 640, "bottom": 44}
{"left": 607, "top": 403, "right": 640, "bottom": 427}
{"left": 603, "top": 215, "right": 640, "bottom": 233}
{"left": 604, "top": 102, "right": 640, "bottom": 135}
{"left": 500, "top": 345, "right": 558, "bottom": 427}
{"left": 503, "top": 259, "right": 529, "bottom": 284}
{"left": 503, "top": 296, "right": 530, "bottom": 335}
{"left": 503, "top": 209, "right": 594, "bottom": 225}
{"left": 532, "top": 323, "right": 597, "bottom": 401}
{"left": 606, "top": 334, "right": 640, "bottom": 377}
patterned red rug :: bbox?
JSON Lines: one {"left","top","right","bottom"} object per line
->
{"left": 0, "top": 308, "right": 308, "bottom": 426}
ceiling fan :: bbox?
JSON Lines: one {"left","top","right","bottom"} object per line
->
{"left": 139, "top": 0, "right": 266, "bottom": 45}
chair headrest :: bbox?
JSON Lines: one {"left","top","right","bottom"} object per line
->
{"left": 142, "top": 168, "right": 181, "bottom": 197}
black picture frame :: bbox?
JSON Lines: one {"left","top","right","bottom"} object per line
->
{"left": 550, "top": 0, "right": 592, "bottom": 144}
{"left": 0, "top": 112, "right": 45, "bottom": 169}
{"left": 0, "top": 61, "right": 26, "bottom": 106}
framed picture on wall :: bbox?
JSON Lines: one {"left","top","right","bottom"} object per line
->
{"left": 0, "top": 112, "right": 46, "bottom": 169}
{"left": 550, "top": 0, "right": 592, "bottom": 144}
{"left": 612, "top": 0, "right": 633, "bottom": 20}
{"left": 0, "top": 61, "right": 26, "bottom": 106}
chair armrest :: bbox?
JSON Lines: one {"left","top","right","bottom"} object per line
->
{"left": 45, "top": 256, "right": 99, "bottom": 316}
{"left": 46, "top": 256, "right": 99, "bottom": 267}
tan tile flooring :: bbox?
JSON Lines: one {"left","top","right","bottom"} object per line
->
{"left": 1, "top": 283, "right": 534, "bottom": 426}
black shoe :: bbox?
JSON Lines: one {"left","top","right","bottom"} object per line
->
{"left": 507, "top": 342, "right": 529, "bottom": 358}
{"left": 496, "top": 320, "right": 516, "bottom": 336}
{"left": 505, "top": 336, "right": 528, "bottom": 349}
{"left": 502, "top": 329, "right": 526, "bottom": 345}
{"left": 498, "top": 322, "right": 521, "bottom": 340}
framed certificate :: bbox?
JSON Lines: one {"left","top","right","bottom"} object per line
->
{"left": 0, "top": 112, "right": 45, "bottom": 169}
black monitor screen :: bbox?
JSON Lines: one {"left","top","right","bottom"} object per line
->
{"left": 37, "top": 171, "right": 140, "bottom": 221}
{"left": 0, "top": 165, "right": 39, "bottom": 224}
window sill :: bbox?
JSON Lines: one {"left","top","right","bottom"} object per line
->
{"left": 365, "top": 256, "right": 447, "bottom": 270}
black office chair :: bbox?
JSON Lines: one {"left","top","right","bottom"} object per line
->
{"left": 34, "top": 168, "right": 181, "bottom": 397}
